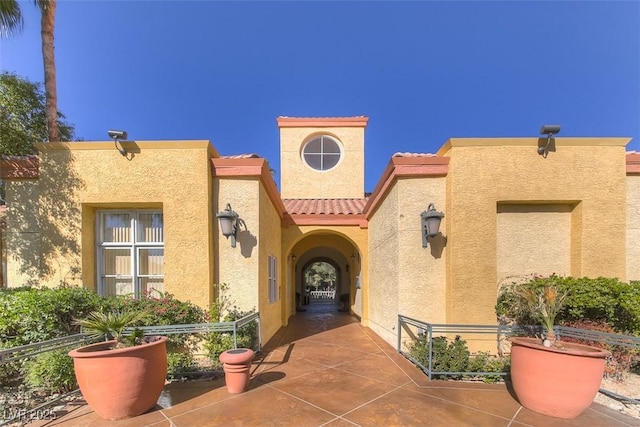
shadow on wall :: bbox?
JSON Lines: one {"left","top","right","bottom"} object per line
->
{"left": 9, "top": 148, "right": 85, "bottom": 285}
{"left": 429, "top": 234, "right": 447, "bottom": 259}
{"left": 237, "top": 229, "right": 257, "bottom": 258}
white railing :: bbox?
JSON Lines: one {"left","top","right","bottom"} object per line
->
{"left": 310, "top": 290, "right": 336, "bottom": 299}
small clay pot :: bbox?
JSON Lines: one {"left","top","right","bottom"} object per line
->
{"left": 219, "top": 348, "right": 255, "bottom": 394}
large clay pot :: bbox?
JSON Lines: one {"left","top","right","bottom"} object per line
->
{"left": 509, "top": 337, "right": 610, "bottom": 419}
{"left": 219, "top": 348, "right": 255, "bottom": 393}
{"left": 69, "top": 336, "right": 168, "bottom": 420}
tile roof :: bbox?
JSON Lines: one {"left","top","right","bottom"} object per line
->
{"left": 283, "top": 198, "right": 368, "bottom": 215}
{"left": 219, "top": 154, "right": 261, "bottom": 159}
{"left": 392, "top": 152, "right": 437, "bottom": 157}
{"left": 277, "top": 116, "right": 368, "bottom": 120}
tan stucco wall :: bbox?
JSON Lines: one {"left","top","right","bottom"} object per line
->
{"left": 5, "top": 179, "right": 44, "bottom": 286}
{"left": 258, "top": 182, "right": 283, "bottom": 342}
{"left": 214, "top": 177, "right": 285, "bottom": 345}
{"left": 367, "top": 176, "right": 447, "bottom": 347}
{"left": 496, "top": 203, "right": 573, "bottom": 281}
{"left": 627, "top": 175, "right": 640, "bottom": 281}
{"left": 440, "top": 138, "right": 629, "bottom": 326}
{"left": 279, "top": 126, "right": 365, "bottom": 199}
{"left": 215, "top": 178, "right": 260, "bottom": 312}
{"left": 6, "top": 141, "right": 216, "bottom": 310}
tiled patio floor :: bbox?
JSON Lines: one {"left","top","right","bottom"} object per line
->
{"left": 38, "top": 304, "right": 638, "bottom": 427}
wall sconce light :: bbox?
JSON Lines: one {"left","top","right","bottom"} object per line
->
{"left": 538, "top": 125, "right": 561, "bottom": 158}
{"left": 108, "top": 129, "right": 128, "bottom": 156}
{"left": 290, "top": 254, "right": 296, "bottom": 262}
{"left": 216, "top": 203, "right": 244, "bottom": 248}
{"left": 421, "top": 203, "right": 444, "bottom": 248}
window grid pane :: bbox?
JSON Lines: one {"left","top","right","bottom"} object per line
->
{"left": 302, "top": 136, "right": 342, "bottom": 171}
{"left": 98, "top": 210, "right": 164, "bottom": 298}
{"left": 102, "top": 214, "right": 131, "bottom": 243}
{"left": 137, "top": 213, "right": 164, "bottom": 243}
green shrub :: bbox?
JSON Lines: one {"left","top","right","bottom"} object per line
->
{"left": 167, "top": 352, "right": 197, "bottom": 380}
{"left": 204, "top": 308, "right": 258, "bottom": 367}
{"left": 24, "top": 349, "right": 77, "bottom": 393}
{"left": 101, "top": 291, "right": 207, "bottom": 352}
{"left": 0, "top": 286, "right": 102, "bottom": 346}
{"left": 496, "top": 276, "right": 640, "bottom": 334}
{"left": 561, "top": 319, "right": 638, "bottom": 381}
{"left": 409, "top": 334, "right": 470, "bottom": 379}
{"left": 203, "top": 283, "right": 258, "bottom": 367}
{"left": 466, "top": 352, "right": 510, "bottom": 383}
{"left": 409, "top": 334, "right": 509, "bottom": 382}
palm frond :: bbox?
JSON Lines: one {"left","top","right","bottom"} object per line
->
{"left": 0, "top": 0, "right": 23, "bottom": 38}
{"left": 74, "top": 310, "right": 149, "bottom": 340}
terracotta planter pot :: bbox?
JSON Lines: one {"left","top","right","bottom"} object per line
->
{"left": 68, "top": 336, "right": 168, "bottom": 420}
{"left": 219, "top": 348, "right": 255, "bottom": 393}
{"left": 509, "top": 337, "right": 610, "bottom": 419}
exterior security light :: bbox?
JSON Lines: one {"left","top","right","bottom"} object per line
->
{"left": 421, "top": 203, "right": 444, "bottom": 248}
{"left": 108, "top": 129, "right": 128, "bottom": 156}
{"left": 538, "top": 125, "right": 561, "bottom": 158}
{"left": 217, "top": 203, "right": 243, "bottom": 248}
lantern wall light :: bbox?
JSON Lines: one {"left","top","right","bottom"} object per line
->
{"left": 538, "top": 124, "right": 561, "bottom": 158}
{"left": 421, "top": 203, "right": 444, "bottom": 248}
{"left": 107, "top": 129, "right": 128, "bottom": 156}
{"left": 216, "top": 203, "right": 245, "bottom": 248}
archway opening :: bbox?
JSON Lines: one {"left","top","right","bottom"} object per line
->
{"left": 303, "top": 260, "right": 338, "bottom": 303}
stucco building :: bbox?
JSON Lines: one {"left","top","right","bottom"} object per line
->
{"left": 1, "top": 116, "right": 638, "bottom": 348}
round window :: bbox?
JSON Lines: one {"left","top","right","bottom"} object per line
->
{"left": 302, "top": 135, "right": 342, "bottom": 171}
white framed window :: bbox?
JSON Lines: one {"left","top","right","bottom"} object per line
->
{"left": 301, "top": 135, "right": 342, "bottom": 171}
{"left": 268, "top": 254, "right": 278, "bottom": 303}
{"left": 97, "top": 210, "right": 164, "bottom": 298}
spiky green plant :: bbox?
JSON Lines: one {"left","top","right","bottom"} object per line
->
{"left": 74, "top": 310, "right": 149, "bottom": 346}
{"left": 518, "top": 285, "right": 568, "bottom": 344}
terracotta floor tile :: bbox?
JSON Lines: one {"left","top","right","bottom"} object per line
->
{"left": 40, "top": 304, "right": 640, "bottom": 427}
{"left": 335, "top": 353, "right": 413, "bottom": 386}
{"left": 254, "top": 353, "right": 328, "bottom": 384}
{"left": 170, "top": 386, "right": 335, "bottom": 427}
{"left": 43, "top": 402, "right": 168, "bottom": 427}
{"left": 272, "top": 367, "right": 398, "bottom": 415}
{"left": 320, "top": 417, "right": 361, "bottom": 426}
{"left": 343, "top": 386, "right": 512, "bottom": 427}
{"left": 408, "top": 384, "right": 522, "bottom": 420}
{"left": 157, "top": 380, "right": 233, "bottom": 418}
{"left": 513, "top": 403, "right": 640, "bottom": 427}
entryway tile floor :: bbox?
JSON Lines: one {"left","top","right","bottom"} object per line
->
{"left": 37, "top": 304, "right": 639, "bottom": 426}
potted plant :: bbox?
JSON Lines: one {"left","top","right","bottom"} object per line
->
{"left": 508, "top": 284, "right": 610, "bottom": 419}
{"left": 68, "top": 310, "right": 168, "bottom": 420}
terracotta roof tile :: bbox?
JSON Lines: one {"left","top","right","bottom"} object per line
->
{"left": 283, "top": 198, "right": 368, "bottom": 215}
{"left": 219, "top": 153, "right": 261, "bottom": 159}
{"left": 277, "top": 116, "right": 367, "bottom": 120}
{"left": 392, "top": 152, "right": 437, "bottom": 157}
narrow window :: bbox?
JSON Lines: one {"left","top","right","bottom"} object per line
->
{"left": 268, "top": 255, "right": 278, "bottom": 303}
{"left": 97, "top": 210, "right": 164, "bottom": 298}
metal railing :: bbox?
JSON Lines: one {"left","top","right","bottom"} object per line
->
{"left": 398, "top": 315, "right": 528, "bottom": 380}
{"left": 122, "top": 311, "right": 262, "bottom": 351}
{"left": 0, "top": 312, "right": 261, "bottom": 426}
{"left": 555, "top": 326, "right": 640, "bottom": 349}
{"left": 0, "top": 334, "right": 98, "bottom": 364}
{"left": 397, "top": 314, "right": 640, "bottom": 404}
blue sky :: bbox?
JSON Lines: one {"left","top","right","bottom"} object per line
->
{"left": 2, "top": 1, "right": 638, "bottom": 192}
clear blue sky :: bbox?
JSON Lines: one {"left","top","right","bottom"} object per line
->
{"left": 2, "top": 1, "right": 638, "bottom": 192}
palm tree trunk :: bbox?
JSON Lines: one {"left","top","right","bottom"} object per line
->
{"left": 40, "top": 0, "right": 58, "bottom": 142}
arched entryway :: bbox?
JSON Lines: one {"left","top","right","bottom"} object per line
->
{"left": 287, "top": 231, "right": 363, "bottom": 320}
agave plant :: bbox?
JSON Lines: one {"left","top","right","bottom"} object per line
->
{"left": 518, "top": 285, "right": 568, "bottom": 346}
{"left": 74, "top": 310, "right": 149, "bottom": 347}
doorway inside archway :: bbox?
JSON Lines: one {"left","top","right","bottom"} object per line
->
{"left": 303, "top": 260, "right": 337, "bottom": 304}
